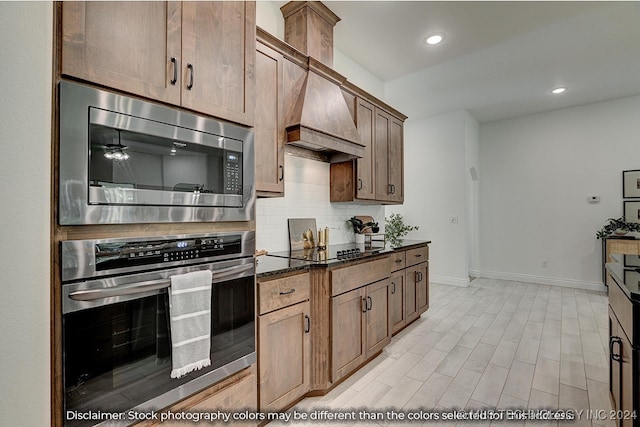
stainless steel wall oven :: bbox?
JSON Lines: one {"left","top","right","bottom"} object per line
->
{"left": 60, "top": 231, "right": 255, "bottom": 426}
{"left": 58, "top": 80, "right": 255, "bottom": 225}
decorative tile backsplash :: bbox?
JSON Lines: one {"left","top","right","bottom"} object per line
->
{"left": 256, "top": 155, "right": 384, "bottom": 252}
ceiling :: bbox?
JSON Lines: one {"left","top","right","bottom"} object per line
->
{"left": 305, "top": 1, "right": 640, "bottom": 123}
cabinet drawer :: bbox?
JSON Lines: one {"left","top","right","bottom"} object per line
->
{"left": 331, "top": 257, "right": 390, "bottom": 296}
{"left": 608, "top": 239, "right": 640, "bottom": 256}
{"left": 389, "top": 251, "right": 406, "bottom": 271}
{"left": 406, "top": 246, "right": 428, "bottom": 267}
{"left": 608, "top": 273, "right": 634, "bottom": 343}
{"left": 258, "top": 272, "right": 310, "bottom": 315}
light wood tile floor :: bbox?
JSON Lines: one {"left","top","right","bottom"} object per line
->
{"left": 280, "top": 278, "right": 614, "bottom": 426}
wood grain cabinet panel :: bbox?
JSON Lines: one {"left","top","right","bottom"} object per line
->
{"left": 389, "top": 270, "right": 405, "bottom": 334}
{"left": 255, "top": 41, "right": 285, "bottom": 196}
{"left": 61, "top": 1, "right": 182, "bottom": 106}
{"left": 331, "top": 278, "right": 390, "bottom": 383}
{"left": 258, "top": 301, "right": 311, "bottom": 412}
{"left": 61, "top": 1, "right": 255, "bottom": 126}
{"left": 330, "top": 101, "right": 405, "bottom": 204}
{"left": 257, "top": 271, "right": 311, "bottom": 412}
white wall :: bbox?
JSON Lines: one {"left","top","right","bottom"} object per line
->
{"left": 256, "top": 155, "right": 384, "bottom": 252}
{"left": 478, "top": 95, "right": 640, "bottom": 290}
{"left": 386, "top": 110, "right": 473, "bottom": 286}
{"left": 0, "top": 2, "right": 52, "bottom": 425}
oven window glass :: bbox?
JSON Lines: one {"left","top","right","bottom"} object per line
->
{"left": 88, "top": 123, "right": 242, "bottom": 196}
{"left": 63, "top": 275, "right": 254, "bottom": 425}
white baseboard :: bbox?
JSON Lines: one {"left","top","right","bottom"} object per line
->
{"left": 469, "top": 269, "right": 606, "bottom": 292}
{"left": 431, "top": 275, "right": 470, "bottom": 287}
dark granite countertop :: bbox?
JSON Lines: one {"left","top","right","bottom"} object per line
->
{"left": 606, "top": 253, "right": 640, "bottom": 303}
{"left": 257, "top": 239, "right": 431, "bottom": 278}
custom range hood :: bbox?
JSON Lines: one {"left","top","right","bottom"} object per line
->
{"left": 281, "top": 1, "right": 364, "bottom": 160}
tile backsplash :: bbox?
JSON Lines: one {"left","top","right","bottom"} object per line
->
{"left": 256, "top": 155, "right": 384, "bottom": 252}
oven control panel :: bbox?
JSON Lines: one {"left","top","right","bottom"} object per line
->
{"left": 94, "top": 235, "right": 242, "bottom": 271}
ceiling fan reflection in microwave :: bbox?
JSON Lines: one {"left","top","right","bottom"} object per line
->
{"left": 103, "top": 129, "right": 130, "bottom": 161}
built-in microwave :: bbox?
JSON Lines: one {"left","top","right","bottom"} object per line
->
{"left": 58, "top": 80, "right": 254, "bottom": 225}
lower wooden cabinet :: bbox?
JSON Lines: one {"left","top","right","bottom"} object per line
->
{"left": 140, "top": 366, "right": 257, "bottom": 427}
{"left": 331, "top": 278, "right": 390, "bottom": 383}
{"left": 389, "top": 270, "right": 406, "bottom": 334}
{"left": 257, "top": 272, "right": 311, "bottom": 412}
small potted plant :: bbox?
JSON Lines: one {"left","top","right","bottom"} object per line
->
{"left": 385, "top": 213, "right": 419, "bottom": 247}
{"left": 596, "top": 217, "right": 640, "bottom": 239}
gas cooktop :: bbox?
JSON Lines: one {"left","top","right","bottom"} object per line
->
{"left": 268, "top": 244, "right": 385, "bottom": 263}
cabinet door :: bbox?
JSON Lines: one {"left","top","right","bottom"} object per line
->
{"left": 366, "top": 279, "right": 391, "bottom": 357}
{"left": 610, "top": 309, "right": 621, "bottom": 418}
{"left": 181, "top": 1, "right": 255, "bottom": 125}
{"left": 387, "top": 115, "right": 404, "bottom": 203}
{"left": 417, "top": 262, "right": 429, "bottom": 315}
{"left": 61, "top": 1, "right": 182, "bottom": 105}
{"left": 374, "top": 108, "right": 404, "bottom": 203}
{"left": 258, "top": 301, "right": 310, "bottom": 412}
{"left": 355, "top": 98, "right": 376, "bottom": 200}
{"left": 331, "top": 287, "right": 367, "bottom": 383}
{"left": 405, "top": 265, "right": 419, "bottom": 323}
{"left": 389, "top": 271, "right": 405, "bottom": 334}
{"left": 255, "top": 42, "right": 285, "bottom": 196}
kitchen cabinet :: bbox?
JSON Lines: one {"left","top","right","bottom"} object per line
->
{"left": 389, "top": 251, "right": 406, "bottom": 333}
{"left": 330, "top": 258, "right": 390, "bottom": 383}
{"left": 330, "top": 94, "right": 406, "bottom": 204}
{"left": 61, "top": 1, "right": 255, "bottom": 126}
{"left": 606, "top": 270, "right": 638, "bottom": 427}
{"left": 375, "top": 108, "right": 404, "bottom": 203}
{"left": 254, "top": 38, "right": 285, "bottom": 197}
{"left": 389, "top": 244, "right": 430, "bottom": 334}
{"left": 257, "top": 272, "right": 311, "bottom": 412}
{"left": 140, "top": 366, "right": 257, "bottom": 427}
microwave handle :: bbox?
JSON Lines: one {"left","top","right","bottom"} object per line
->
{"left": 69, "top": 263, "right": 254, "bottom": 302}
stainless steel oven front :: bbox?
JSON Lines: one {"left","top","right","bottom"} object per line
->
{"left": 58, "top": 80, "right": 255, "bottom": 225}
{"left": 60, "top": 231, "right": 255, "bottom": 426}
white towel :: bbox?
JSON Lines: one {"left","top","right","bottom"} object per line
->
{"left": 169, "top": 270, "right": 213, "bottom": 378}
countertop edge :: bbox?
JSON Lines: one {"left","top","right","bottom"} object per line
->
{"left": 605, "top": 262, "right": 640, "bottom": 303}
{"left": 257, "top": 240, "right": 430, "bottom": 278}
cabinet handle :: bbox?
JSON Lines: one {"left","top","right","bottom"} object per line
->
{"left": 610, "top": 336, "right": 622, "bottom": 362}
{"left": 187, "top": 63, "right": 194, "bottom": 90}
{"left": 358, "top": 178, "right": 363, "bottom": 190}
{"left": 367, "top": 296, "right": 373, "bottom": 311}
{"left": 362, "top": 297, "right": 368, "bottom": 313}
{"left": 388, "top": 184, "right": 393, "bottom": 194}
{"left": 279, "top": 288, "right": 295, "bottom": 295}
{"left": 279, "top": 165, "right": 284, "bottom": 182}
{"left": 415, "top": 254, "right": 423, "bottom": 258}
{"left": 395, "top": 259, "right": 403, "bottom": 264}
{"left": 391, "top": 281, "right": 396, "bottom": 294}
{"left": 170, "top": 57, "right": 177, "bottom": 85}
{"left": 304, "top": 315, "right": 311, "bottom": 333}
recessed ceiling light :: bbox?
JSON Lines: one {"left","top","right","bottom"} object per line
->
{"left": 424, "top": 33, "right": 445, "bottom": 45}
{"left": 551, "top": 87, "right": 567, "bottom": 94}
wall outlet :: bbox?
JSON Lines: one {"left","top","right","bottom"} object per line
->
{"left": 541, "top": 260, "right": 549, "bottom": 268}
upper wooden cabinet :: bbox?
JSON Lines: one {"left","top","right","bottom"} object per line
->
{"left": 255, "top": 40, "right": 285, "bottom": 196}
{"left": 330, "top": 93, "right": 406, "bottom": 204}
{"left": 61, "top": 1, "right": 255, "bottom": 126}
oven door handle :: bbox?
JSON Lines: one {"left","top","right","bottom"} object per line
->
{"left": 69, "top": 263, "right": 255, "bottom": 302}
{"left": 69, "top": 279, "right": 171, "bottom": 301}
